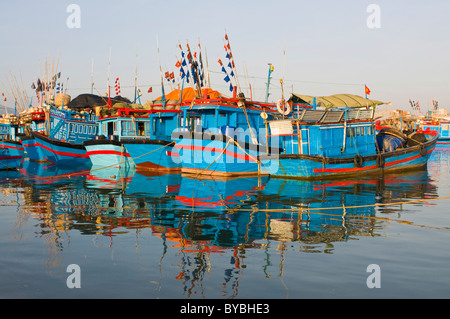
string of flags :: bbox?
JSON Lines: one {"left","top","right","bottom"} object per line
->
{"left": 218, "top": 59, "right": 233, "bottom": 92}
{"left": 432, "top": 99, "right": 438, "bottom": 111}
{"left": 409, "top": 99, "right": 420, "bottom": 113}
{"left": 174, "top": 41, "right": 205, "bottom": 89}
{"left": 114, "top": 77, "right": 121, "bottom": 96}
{"left": 218, "top": 33, "right": 236, "bottom": 92}
{"left": 31, "top": 72, "right": 62, "bottom": 93}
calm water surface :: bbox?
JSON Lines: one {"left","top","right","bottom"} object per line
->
{"left": 1, "top": 148, "right": 450, "bottom": 299}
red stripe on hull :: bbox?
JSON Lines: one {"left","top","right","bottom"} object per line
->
{"left": 313, "top": 149, "right": 432, "bottom": 174}
{"left": 36, "top": 142, "right": 89, "bottom": 158}
{"left": 86, "top": 150, "right": 131, "bottom": 157}
{"left": 175, "top": 145, "right": 257, "bottom": 162}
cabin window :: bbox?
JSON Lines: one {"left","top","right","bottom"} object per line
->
{"left": 137, "top": 122, "right": 145, "bottom": 136}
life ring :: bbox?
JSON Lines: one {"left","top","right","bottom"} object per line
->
{"left": 354, "top": 154, "right": 364, "bottom": 168}
{"left": 277, "top": 99, "right": 291, "bottom": 116}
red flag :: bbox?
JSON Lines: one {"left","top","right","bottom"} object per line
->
{"left": 170, "top": 72, "right": 174, "bottom": 80}
{"left": 175, "top": 60, "right": 181, "bottom": 68}
{"left": 365, "top": 85, "right": 371, "bottom": 95}
{"left": 165, "top": 72, "right": 169, "bottom": 79}
{"left": 218, "top": 59, "right": 223, "bottom": 66}
{"left": 148, "top": 87, "right": 152, "bottom": 93}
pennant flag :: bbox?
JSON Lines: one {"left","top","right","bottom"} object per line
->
{"left": 365, "top": 85, "right": 371, "bottom": 95}
{"left": 31, "top": 83, "right": 36, "bottom": 90}
{"left": 115, "top": 77, "right": 121, "bottom": 95}
{"left": 224, "top": 75, "right": 230, "bottom": 83}
{"left": 175, "top": 60, "right": 181, "bottom": 68}
{"left": 148, "top": 87, "right": 152, "bottom": 93}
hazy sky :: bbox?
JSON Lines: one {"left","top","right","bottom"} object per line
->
{"left": 0, "top": 0, "right": 449, "bottom": 113}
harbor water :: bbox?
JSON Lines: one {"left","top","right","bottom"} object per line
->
{"left": 1, "top": 148, "right": 450, "bottom": 299}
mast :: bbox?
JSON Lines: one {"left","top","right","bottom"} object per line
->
{"left": 91, "top": 58, "right": 94, "bottom": 94}
{"left": 157, "top": 35, "right": 166, "bottom": 109}
{"left": 107, "top": 48, "right": 112, "bottom": 106}
{"left": 265, "top": 63, "right": 273, "bottom": 102}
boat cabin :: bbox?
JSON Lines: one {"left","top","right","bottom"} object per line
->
{"left": 268, "top": 107, "right": 377, "bottom": 158}
{"left": 97, "top": 107, "right": 182, "bottom": 141}
{"left": 49, "top": 107, "right": 99, "bottom": 143}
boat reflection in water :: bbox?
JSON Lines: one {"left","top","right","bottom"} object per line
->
{"left": 14, "top": 161, "right": 437, "bottom": 297}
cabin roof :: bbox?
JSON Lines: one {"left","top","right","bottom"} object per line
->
{"left": 289, "top": 93, "right": 386, "bottom": 108}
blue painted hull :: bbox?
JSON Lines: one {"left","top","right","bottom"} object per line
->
{"left": 260, "top": 135, "right": 438, "bottom": 180}
{"left": 31, "top": 131, "right": 92, "bottom": 166}
{"left": 22, "top": 136, "right": 48, "bottom": 162}
{"left": 436, "top": 138, "right": 450, "bottom": 147}
{"left": 122, "top": 139, "right": 180, "bottom": 171}
{"left": 0, "top": 140, "right": 24, "bottom": 170}
{"left": 173, "top": 131, "right": 275, "bottom": 177}
{"left": 84, "top": 139, "right": 135, "bottom": 169}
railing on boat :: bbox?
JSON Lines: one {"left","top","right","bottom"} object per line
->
{"left": 269, "top": 107, "right": 375, "bottom": 136}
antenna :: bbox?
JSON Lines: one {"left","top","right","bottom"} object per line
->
{"left": 91, "top": 57, "right": 94, "bottom": 94}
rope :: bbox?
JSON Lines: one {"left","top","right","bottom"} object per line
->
{"left": 24, "top": 141, "right": 175, "bottom": 181}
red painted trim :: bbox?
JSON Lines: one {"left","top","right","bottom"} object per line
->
{"left": 313, "top": 149, "right": 432, "bottom": 174}
{"left": 166, "top": 151, "right": 180, "bottom": 157}
{"left": 0, "top": 155, "right": 22, "bottom": 160}
{"left": 175, "top": 144, "right": 257, "bottom": 162}
{"left": 86, "top": 150, "right": 131, "bottom": 157}
{"left": 23, "top": 143, "right": 38, "bottom": 147}
{"left": 36, "top": 142, "right": 89, "bottom": 158}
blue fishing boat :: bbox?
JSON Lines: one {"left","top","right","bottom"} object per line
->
{"left": 120, "top": 88, "right": 212, "bottom": 172}
{"left": 421, "top": 120, "right": 450, "bottom": 147}
{"left": 83, "top": 107, "right": 151, "bottom": 169}
{"left": 31, "top": 107, "right": 99, "bottom": 165}
{"left": 0, "top": 121, "right": 25, "bottom": 170}
{"left": 19, "top": 107, "right": 48, "bottom": 162}
{"left": 171, "top": 88, "right": 290, "bottom": 177}
{"left": 259, "top": 94, "right": 439, "bottom": 180}
{"left": 84, "top": 105, "right": 182, "bottom": 170}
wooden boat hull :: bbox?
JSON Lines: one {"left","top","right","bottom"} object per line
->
{"left": 21, "top": 135, "right": 48, "bottom": 162}
{"left": 31, "top": 131, "right": 91, "bottom": 166}
{"left": 259, "top": 135, "right": 438, "bottom": 180}
{"left": 84, "top": 138, "right": 135, "bottom": 168}
{"left": 0, "top": 140, "right": 24, "bottom": 170}
{"left": 121, "top": 138, "right": 180, "bottom": 171}
{"left": 172, "top": 131, "right": 278, "bottom": 177}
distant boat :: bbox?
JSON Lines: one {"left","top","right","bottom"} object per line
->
{"left": 0, "top": 120, "right": 25, "bottom": 170}
{"left": 421, "top": 119, "right": 450, "bottom": 147}
{"left": 259, "top": 95, "right": 438, "bottom": 179}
